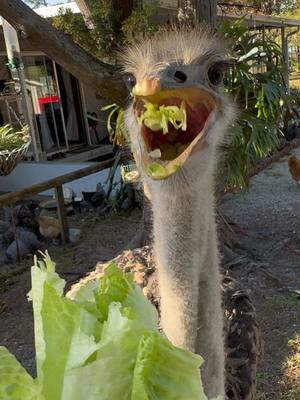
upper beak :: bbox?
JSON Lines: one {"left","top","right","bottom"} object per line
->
{"left": 132, "top": 78, "right": 161, "bottom": 96}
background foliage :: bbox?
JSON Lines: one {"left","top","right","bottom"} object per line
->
{"left": 50, "top": 2, "right": 300, "bottom": 189}
{"left": 52, "top": 1, "right": 159, "bottom": 61}
{"left": 221, "top": 18, "right": 299, "bottom": 188}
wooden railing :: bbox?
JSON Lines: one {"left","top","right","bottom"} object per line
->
{"left": 0, "top": 158, "right": 114, "bottom": 243}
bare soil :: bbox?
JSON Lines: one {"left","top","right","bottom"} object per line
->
{"left": 221, "top": 150, "right": 300, "bottom": 400}
{"left": 0, "top": 150, "right": 299, "bottom": 399}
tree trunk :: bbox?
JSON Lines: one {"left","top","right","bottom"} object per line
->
{"left": 0, "top": 0, "right": 128, "bottom": 104}
{"left": 110, "top": 0, "right": 134, "bottom": 34}
{"left": 195, "top": 0, "right": 217, "bottom": 27}
{"left": 75, "top": 0, "right": 95, "bottom": 29}
{"left": 178, "top": 0, "right": 217, "bottom": 28}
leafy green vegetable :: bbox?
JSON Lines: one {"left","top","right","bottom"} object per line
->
{"left": 0, "top": 347, "right": 43, "bottom": 400}
{"left": 147, "top": 162, "right": 180, "bottom": 179}
{"left": 132, "top": 331, "right": 205, "bottom": 400}
{"left": 0, "top": 252, "right": 216, "bottom": 400}
{"left": 139, "top": 102, "right": 187, "bottom": 134}
{"left": 0, "top": 125, "right": 29, "bottom": 153}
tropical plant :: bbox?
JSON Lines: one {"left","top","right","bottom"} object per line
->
{"left": 221, "top": 18, "right": 295, "bottom": 188}
{"left": 0, "top": 124, "right": 29, "bottom": 152}
{"left": 101, "top": 103, "right": 126, "bottom": 147}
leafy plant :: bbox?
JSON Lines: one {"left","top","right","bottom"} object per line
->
{"left": 101, "top": 103, "right": 126, "bottom": 147}
{"left": 52, "top": 9, "right": 101, "bottom": 59}
{"left": 0, "top": 252, "right": 211, "bottom": 400}
{"left": 0, "top": 124, "right": 29, "bottom": 153}
{"left": 51, "top": 1, "right": 158, "bottom": 62}
{"left": 221, "top": 18, "right": 293, "bottom": 188}
{"left": 121, "top": 0, "right": 159, "bottom": 45}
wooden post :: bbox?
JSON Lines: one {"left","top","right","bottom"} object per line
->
{"left": 195, "top": 0, "right": 217, "bottom": 28}
{"left": 177, "top": 0, "right": 217, "bottom": 28}
{"left": 55, "top": 185, "right": 69, "bottom": 244}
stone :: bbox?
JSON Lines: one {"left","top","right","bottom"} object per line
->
{"left": 134, "top": 271, "right": 145, "bottom": 286}
{"left": 69, "top": 228, "right": 81, "bottom": 243}
{"left": 6, "top": 240, "right": 31, "bottom": 263}
{"left": 1, "top": 228, "right": 14, "bottom": 247}
{"left": 0, "top": 252, "right": 8, "bottom": 265}
{"left": 0, "top": 220, "right": 10, "bottom": 234}
{"left": 15, "top": 203, "right": 39, "bottom": 231}
{"left": 17, "top": 228, "right": 41, "bottom": 251}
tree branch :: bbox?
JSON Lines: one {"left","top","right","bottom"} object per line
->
{"left": 74, "top": 0, "right": 95, "bottom": 29}
{"left": 0, "top": 0, "right": 128, "bottom": 104}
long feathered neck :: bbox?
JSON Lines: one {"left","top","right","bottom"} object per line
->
{"left": 148, "top": 167, "right": 225, "bottom": 399}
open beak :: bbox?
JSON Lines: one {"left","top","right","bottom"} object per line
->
{"left": 132, "top": 79, "right": 217, "bottom": 180}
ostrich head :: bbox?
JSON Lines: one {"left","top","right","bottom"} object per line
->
{"left": 122, "top": 27, "right": 235, "bottom": 186}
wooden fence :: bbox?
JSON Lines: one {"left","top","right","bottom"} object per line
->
{"left": 0, "top": 158, "right": 114, "bottom": 243}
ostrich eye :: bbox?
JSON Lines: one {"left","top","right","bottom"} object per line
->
{"left": 173, "top": 70, "right": 187, "bottom": 83}
{"left": 207, "top": 63, "right": 225, "bottom": 86}
{"left": 126, "top": 74, "right": 136, "bottom": 90}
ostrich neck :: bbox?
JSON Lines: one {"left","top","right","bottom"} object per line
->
{"left": 150, "top": 175, "right": 225, "bottom": 398}
{"left": 152, "top": 181, "right": 216, "bottom": 295}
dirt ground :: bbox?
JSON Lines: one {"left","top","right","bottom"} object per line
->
{"left": 0, "top": 150, "right": 299, "bottom": 399}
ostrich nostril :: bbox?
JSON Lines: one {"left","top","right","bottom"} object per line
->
{"left": 173, "top": 70, "right": 187, "bottom": 83}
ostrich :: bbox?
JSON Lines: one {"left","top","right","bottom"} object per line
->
{"left": 120, "top": 26, "right": 259, "bottom": 399}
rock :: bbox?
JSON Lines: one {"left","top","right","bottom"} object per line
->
{"left": 0, "top": 220, "right": 10, "bottom": 234}
{"left": 15, "top": 203, "right": 39, "bottom": 231}
{"left": 0, "top": 252, "right": 8, "bottom": 265}
{"left": 1, "top": 228, "right": 14, "bottom": 247}
{"left": 82, "top": 191, "right": 105, "bottom": 208}
{"left": 69, "top": 228, "right": 81, "bottom": 243}
{"left": 134, "top": 271, "right": 145, "bottom": 286}
{"left": 17, "top": 228, "right": 41, "bottom": 251}
{"left": 6, "top": 240, "right": 30, "bottom": 263}
{"left": 0, "top": 207, "right": 11, "bottom": 222}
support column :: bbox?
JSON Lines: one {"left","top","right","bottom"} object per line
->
{"left": 55, "top": 185, "right": 69, "bottom": 244}
{"left": 2, "top": 18, "right": 41, "bottom": 161}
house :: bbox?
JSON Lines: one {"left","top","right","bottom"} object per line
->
{"left": 0, "top": 2, "right": 114, "bottom": 165}
{"left": 0, "top": 2, "right": 118, "bottom": 195}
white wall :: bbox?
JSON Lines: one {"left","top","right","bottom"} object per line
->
{"left": 0, "top": 161, "right": 120, "bottom": 197}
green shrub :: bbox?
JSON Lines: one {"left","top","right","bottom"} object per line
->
{"left": 221, "top": 18, "right": 296, "bottom": 188}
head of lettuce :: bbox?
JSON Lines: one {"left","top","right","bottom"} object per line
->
{"left": 0, "top": 252, "right": 221, "bottom": 400}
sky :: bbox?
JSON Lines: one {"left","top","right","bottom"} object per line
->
{"left": 46, "top": 0, "right": 69, "bottom": 4}
{"left": 23, "top": 0, "right": 70, "bottom": 5}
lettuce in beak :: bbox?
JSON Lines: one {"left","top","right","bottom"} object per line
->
{"left": 138, "top": 102, "right": 187, "bottom": 134}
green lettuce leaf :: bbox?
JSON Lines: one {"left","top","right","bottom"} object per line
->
{"left": 147, "top": 162, "right": 180, "bottom": 179}
{"left": 139, "top": 102, "right": 187, "bottom": 134}
{"left": 94, "top": 263, "right": 158, "bottom": 329}
{"left": 27, "top": 252, "right": 66, "bottom": 381}
{"left": 60, "top": 303, "right": 147, "bottom": 400}
{"left": 0, "top": 347, "right": 43, "bottom": 400}
{"left": 0, "top": 253, "right": 216, "bottom": 400}
{"left": 40, "top": 283, "right": 102, "bottom": 400}
{"left": 132, "top": 331, "right": 207, "bottom": 400}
